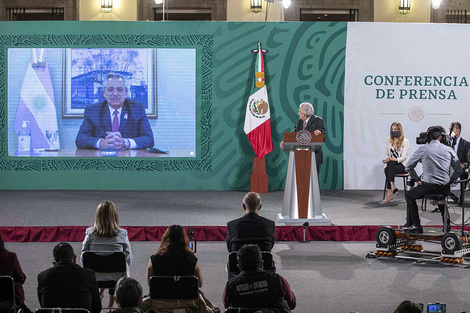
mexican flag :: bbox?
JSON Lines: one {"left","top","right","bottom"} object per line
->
{"left": 243, "top": 45, "right": 273, "bottom": 160}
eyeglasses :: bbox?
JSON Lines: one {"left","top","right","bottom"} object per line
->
{"left": 105, "top": 86, "right": 126, "bottom": 94}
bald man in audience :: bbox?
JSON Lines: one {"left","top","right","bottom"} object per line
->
{"left": 226, "top": 192, "right": 275, "bottom": 253}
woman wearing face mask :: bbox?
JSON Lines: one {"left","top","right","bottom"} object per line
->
{"left": 382, "top": 122, "right": 410, "bottom": 203}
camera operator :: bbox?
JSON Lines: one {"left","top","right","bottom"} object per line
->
{"left": 449, "top": 122, "right": 470, "bottom": 205}
{"left": 404, "top": 126, "right": 463, "bottom": 233}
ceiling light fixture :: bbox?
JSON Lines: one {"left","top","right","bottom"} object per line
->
{"left": 398, "top": 0, "right": 411, "bottom": 14}
{"left": 101, "top": 0, "right": 113, "bottom": 13}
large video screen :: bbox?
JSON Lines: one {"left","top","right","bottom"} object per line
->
{"left": 8, "top": 48, "right": 196, "bottom": 158}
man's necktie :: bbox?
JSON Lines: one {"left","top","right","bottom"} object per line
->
{"left": 112, "top": 110, "right": 119, "bottom": 132}
{"left": 303, "top": 121, "right": 307, "bottom": 130}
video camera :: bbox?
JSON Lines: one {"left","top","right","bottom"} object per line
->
{"left": 416, "top": 125, "right": 452, "bottom": 146}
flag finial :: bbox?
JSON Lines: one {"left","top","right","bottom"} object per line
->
{"left": 258, "top": 42, "right": 261, "bottom": 50}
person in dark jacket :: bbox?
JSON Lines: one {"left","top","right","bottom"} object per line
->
{"left": 223, "top": 244, "right": 296, "bottom": 313}
{"left": 37, "top": 242, "right": 101, "bottom": 313}
{"left": 0, "top": 234, "right": 32, "bottom": 313}
{"left": 226, "top": 192, "right": 275, "bottom": 253}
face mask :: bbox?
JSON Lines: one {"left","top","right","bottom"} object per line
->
{"left": 391, "top": 131, "right": 399, "bottom": 138}
{"left": 451, "top": 132, "right": 456, "bottom": 138}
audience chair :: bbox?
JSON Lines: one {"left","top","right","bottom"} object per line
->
{"left": 36, "top": 309, "right": 89, "bottom": 313}
{"left": 383, "top": 173, "right": 409, "bottom": 200}
{"left": 148, "top": 275, "right": 199, "bottom": 313}
{"left": 227, "top": 251, "right": 275, "bottom": 279}
{"left": 82, "top": 251, "right": 126, "bottom": 289}
{"left": 225, "top": 308, "right": 280, "bottom": 313}
{"left": 0, "top": 275, "right": 18, "bottom": 313}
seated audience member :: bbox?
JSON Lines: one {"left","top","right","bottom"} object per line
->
{"left": 146, "top": 225, "right": 219, "bottom": 313}
{"left": 37, "top": 242, "right": 101, "bottom": 313}
{"left": 81, "top": 200, "right": 133, "bottom": 309}
{"left": 0, "top": 234, "right": 33, "bottom": 313}
{"left": 382, "top": 122, "right": 410, "bottom": 204}
{"left": 114, "top": 277, "right": 144, "bottom": 313}
{"left": 226, "top": 192, "right": 275, "bottom": 252}
{"left": 394, "top": 300, "right": 423, "bottom": 313}
{"left": 223, "top": 244, "right": 296, "bottom": 313}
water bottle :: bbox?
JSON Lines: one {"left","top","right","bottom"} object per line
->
{"left": 18, "top": 121, "right": 31, "bottom": 153}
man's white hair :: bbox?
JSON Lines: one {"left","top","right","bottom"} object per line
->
{"left": 299, "top": 102, "right": 314, "bottom": 117}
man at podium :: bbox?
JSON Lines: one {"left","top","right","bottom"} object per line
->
{"left": 293, "top": 102, "right": 326, "bottom": 173}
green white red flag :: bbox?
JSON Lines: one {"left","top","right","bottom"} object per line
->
{"left": 243, "top": 43, "right": 273, "bottom": 160}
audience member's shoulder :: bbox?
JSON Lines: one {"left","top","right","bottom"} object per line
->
{"left": 0, "top": 249, "right": 16, "bottom": 260}
{"left": 80, "top": 265, "right": 98, "bottom": 277}
{"left": 85, "top": 227, "right": 93, "bottom": 234}
{"left": 259, "top": 214, "right": 275, "bottom": 224}
{"left": 117, "top": 227, "right": 128, "bottom": 236}
{"left": 227, "top": 216, "right": 243, "bottom": 226}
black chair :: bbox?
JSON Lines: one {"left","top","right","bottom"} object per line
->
{"left": 0, "top": 275, "right": 17, "bottom": 313}
{"left": 149, "top": 276, "right": 199, "bottom": 300}
{"left": 81, "top": 251, "right": 126, "bottom": 289}
{"left": 383, "top": 173, "right": 409, "bottom": 200}
{"left": 229, "top": 238, "right": 273, "bottom": 253}
{"left": 36, "top": 309, "right": 89, "bottom": 313}
{"left": 225, "top": 308, "right": 280, "bottom": 313}
{"left": 148, "top": 276, "right": 199, "bottom": 312}
{"left": 228, "top": 251, "right": 275, "bottom": 279}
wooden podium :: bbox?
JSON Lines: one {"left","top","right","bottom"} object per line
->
{"left": 277, "top": 132, "right": 329, "bottom": 224}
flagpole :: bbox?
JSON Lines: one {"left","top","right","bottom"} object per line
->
{"left": 251, "top": 156, "right": 268, "bottom": 193}
{"left": 247, "top": 42, "right": 271, "bottom": 193}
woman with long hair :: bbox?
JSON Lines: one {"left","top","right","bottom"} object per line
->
{"left": 81, "top": 200, "right": 132, "bottom": 310}
{"left": 382, "top": 122, "right": 410, "bottom": 203}
{"left": 146, "top": 225, "right": 202, "bottom": 286}
{"left": 0, "top": 234, "right": 33, "bottom": 313}
{"left": 145, "top": 225, "right": 219, "bottom": 312}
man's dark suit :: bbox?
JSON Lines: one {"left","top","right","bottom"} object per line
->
{"left": 454, "top": 137, "right": 470, "bottom": 203}
{"left": 294, "top": 115, "right": 326, "bottom": 170}
{"left": 37, "top": 260, "right": 101, "bottom": 313}
{"left": 75, "top": 100, "right": 154, "bottom": 149}
{"left": 226, "top": 212, "right": 275, "bottom": 252}
{"left": 455, "top": 137, "right": 469, "bottom": 178}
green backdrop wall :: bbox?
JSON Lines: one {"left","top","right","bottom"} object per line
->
{"left": 0, "top": 21, "right": 345, "bottom": 190}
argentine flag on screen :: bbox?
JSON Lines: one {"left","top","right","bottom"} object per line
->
{"left": 14, "top": 48, "right": 60, "bottom": 150}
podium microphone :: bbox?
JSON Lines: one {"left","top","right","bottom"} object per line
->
{"left": 299, "top": 222, "right": 310, "bottom": 243}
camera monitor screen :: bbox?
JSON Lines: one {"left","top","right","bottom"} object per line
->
{"left": 427, "top": 303, "right": 446, "bottom": 313}
{"left": 8, "top": 48, "right": 196, "bottom": 158}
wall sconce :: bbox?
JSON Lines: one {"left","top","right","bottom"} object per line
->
{"left": 432, "top": 0, "right": 441, "bottom": 10}
{"left": 101, "top": 0, "right": 113, "bottom": 13}
{"left": 251, "top": 0, "right": 262, "bottom": 13}
{"left": 398, "top": 0, "right": 411, "bottom": 14}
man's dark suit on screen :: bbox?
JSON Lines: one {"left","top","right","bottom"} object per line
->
{"left": 226, "top": 213, "right": 275, "bottom": 252}
{"left": 75, "top": 100, "right": 154, "bottom": 149}
{"left": 294, "top": 115, "right": 326, "bottom": 169}
{"left": 37, "top": 260, "right": 101, "bottom": 313}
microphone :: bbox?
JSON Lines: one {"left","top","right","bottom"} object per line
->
{"left": 299, "top": 222, "right": 310, "bottom": 243}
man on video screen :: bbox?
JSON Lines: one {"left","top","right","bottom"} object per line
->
{"left": 75, "top": 74, "right": 154, "bottom": 150}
